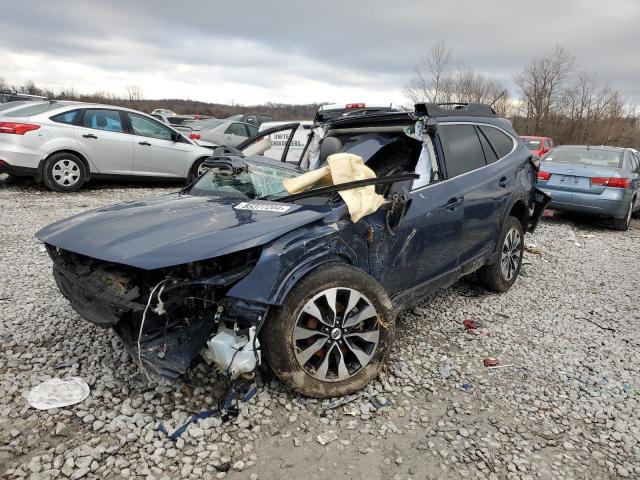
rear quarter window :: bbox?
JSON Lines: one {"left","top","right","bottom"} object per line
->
{"left": 50, "top": 110, "right": 80, "bottom": 125}
{"left": 479, "top": 126, "right": 515, "bottom": 159}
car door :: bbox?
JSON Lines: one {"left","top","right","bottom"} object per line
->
{"left": 367, "top": 134, "right": 463, "bottom": 294}
{"left": 437, "top": 123, "right": 516, "bottom": 265}
{"left": 222, "top": 122, "right": 251, "bottom": 147}
{"left": 126, "top": 112, "right": 189, "bottom": 178}
{"left": 73, "top": 108, "right": 134, "bottom": 175}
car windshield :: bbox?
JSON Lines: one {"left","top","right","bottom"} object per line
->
{"left": 522, "top": 138, "right": 541, "bottom": 149}
{"left": 542, "top": 148, "right": 623, "bottom": 168}
{"left": 189, "top": 160, "right": 301, "bottom": 200}
{"left": 188, "top": 118, "right": 222, "bottom": 130}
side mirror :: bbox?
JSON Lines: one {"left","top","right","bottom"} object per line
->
{"left": 385, "top": 190, "right": 411, "bottom": 234}
{"left": 171, "top": 131, "right": 181, "bottom": 142}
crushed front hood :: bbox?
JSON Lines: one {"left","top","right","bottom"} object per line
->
{"left": 36, "top": 193, "right": 328, "bottom": 269}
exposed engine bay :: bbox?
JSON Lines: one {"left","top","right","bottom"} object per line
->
{"left": 46, "top": 244, "right": 265, "bottom": 383}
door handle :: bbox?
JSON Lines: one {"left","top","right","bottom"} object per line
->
{"left": 138, "top": 141, "right": 151, "bottom": 146}
{"left": 82, "top": 133, "right": 97, "bottom": 139}
{"left": 445, "top": 196, "right": 463, "bottom": 211}
{"left": 499, "top": 176, "right": 512, "bottom": 188}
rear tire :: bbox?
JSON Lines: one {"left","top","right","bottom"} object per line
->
{"left": 612, "top": 201, "right": 633, "bottom": 231}
{"left": 43, "top": 153, "right": 86, "bottom": 192}
{"left": 478, "top": 216, "right": 524, "bottom": 292}
{"left": 188, "top": 157, "right": 209, "bottom": 184}
{"left": 262, "top": 263, "right": 395, "bottom": 398}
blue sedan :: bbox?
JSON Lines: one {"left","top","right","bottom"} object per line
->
{"left": 537, "top": 145, "right": 640, "bottom": 230}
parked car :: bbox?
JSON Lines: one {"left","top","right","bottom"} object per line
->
{"left": 176, "top": 118, "right": 259, "bottom": 148}
{"left": 151, "top": 114, "right": 212, "bottom": 126}
{"left": 536, "top": 145, "right": 640, "bottom": 230}
{"left": 36, "top": 103, "right": 548, "bottom": 397}
{"left": 0, "top": 92, "right": 48, "bottom": 103}
{"left": 226, "top": 113, "right": 275, "bottom": 127}
{"left": 258, "top": 120, "right": 312, "bottom": 163}
{"left": 521, "top": 135, "right": 554, "bottom": 160}
{"left": 0, "top": 102, "right": 213, "bottom": 191}
{"left": 150, "top": 108, "right": 176, "bottom": 117}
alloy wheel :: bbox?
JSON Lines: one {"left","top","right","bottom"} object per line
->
{"left": 52, "top": 159, "right": 81, "bottom": 187}
{"left": 293, "top": 287, "right": 380, "bottom": 382}
{"left": 197, "top": 163, "right": 210, "bottom": 178}
{"left": 500, "top": 227, "right": 522, "bottom": 281}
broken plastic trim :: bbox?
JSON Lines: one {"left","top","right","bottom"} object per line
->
{"left": 277, "top": 173, "right": 419, "bottom": 203}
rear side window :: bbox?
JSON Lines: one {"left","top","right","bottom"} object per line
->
{"left": 225, "top": 123, "right": 249, "bottom": 137}
{"left": 479, "top": 126, "right": 514, "bottom": 159}
{"left": 82, "top": 109, "right": 124, "bottom": 133}
{"left": 476, "top": 127, "right": 498, "bottom": 164}
{"left": 50, "top": 110, "right": 80, "bottom": 125}
{"left": 4, "top": 102, "right": 62, "bottom": 117}
{"left": 439, "top": 124, "right": 486, "bottom": 178}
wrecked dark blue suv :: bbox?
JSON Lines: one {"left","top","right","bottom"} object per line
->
{"left": 36, "top": 103, "right": 548, "bottom": 398}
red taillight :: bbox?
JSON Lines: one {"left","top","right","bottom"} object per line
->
{"left": 189, "top": 132, "right": 201, "bottom": 140}
{"left": 537, "top": 171, "right": 551, "bottom": 181}
{"left": 607, "top": 177, "right": 630, "bottom": 189}
{"left": 0, "top": 122, "right": 41, "bottom": 135}
{"left": 590, "top": 177, "right": 609, "bottom": 186}
{"left": 590, "top": 177, "right": 630, "bottom": 188}
{"left": 346, "top": 103, "right": 365, "bottom": 109}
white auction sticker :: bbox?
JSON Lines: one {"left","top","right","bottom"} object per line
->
{"left": 235, "top": 202, "right": 291, "bottom": 213}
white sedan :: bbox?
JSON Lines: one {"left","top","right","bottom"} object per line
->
{"left": 0, "top": 102, "right": 213, "bottom": 192}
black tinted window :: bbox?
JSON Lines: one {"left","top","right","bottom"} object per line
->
{"left": 82, "top": 109, "right": 124, "bottom": 132}
{"left": 439, "top": 124, "right": 486, "bottom": 178}
{"left": 479, "top": 126, "right": 514, "bottom": 158}
{"left": 476, "top": 127, "right": 498, "bottom": 164}
{"left": 50, "top": 110, "right": 80, "bottom": 125}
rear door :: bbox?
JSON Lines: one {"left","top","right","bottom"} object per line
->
{"left": 73, "top": 108, "right": 134, "bottom": 175}
{"left": 223, "top": 122, "right": 251, "bottom": 147}
{"left": 367, "top": 134, "right": 463, "bottom": 293}
{"left": 437, "top": 123, "right": 516, "bottom": 264}
{"left": 126, "top": 112, "right": 189, "bottom": 178}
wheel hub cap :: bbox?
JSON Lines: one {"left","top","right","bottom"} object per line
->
{"left": 500, "top": 227, "right": 522, "bottom": 281}
{"left": 293, "top": 287, "right": 380, "bottom": 382}
{"left": 52, "top": 159, "right": 80, "bottom": 187}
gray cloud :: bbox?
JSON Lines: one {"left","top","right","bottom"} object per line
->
{"left": 1, "top": 0, "right": 639, "bottom": 103}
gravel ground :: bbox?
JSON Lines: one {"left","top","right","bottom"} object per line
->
{"left": 1, "top": 175, "right": 639, "bottom": 480}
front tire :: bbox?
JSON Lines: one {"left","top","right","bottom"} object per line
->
{"left": 478, "top": 216, "right": 524, "bottom": 292}
{"left": 262, "top": 263, "right": 395, "bottom": 398}
{"left": 43, "top": 153, "right": 86, "bottom": 192}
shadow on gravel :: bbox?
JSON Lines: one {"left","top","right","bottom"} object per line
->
{"left": 0, "top": 175, "right": 184, "bottom": 193}
{"left": 540, "top": 210, "right": 637, "bottom": 231}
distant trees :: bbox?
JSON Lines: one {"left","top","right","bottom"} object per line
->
{"left": 404, "top": 40, "right": 509, "bottom": 115}
{"left": 513, "top": 46, "right": 637, "bottom": 147}
{"left": 126, "top": 85, "right": 143, "bottom": 101}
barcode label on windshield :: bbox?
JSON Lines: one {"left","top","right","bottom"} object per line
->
{"left": 235, "top": 202, "right": 291, "bottom": 213}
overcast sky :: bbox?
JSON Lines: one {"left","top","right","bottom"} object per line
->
{"left": 1, "top": 0, "right": 639, "bottom": 105}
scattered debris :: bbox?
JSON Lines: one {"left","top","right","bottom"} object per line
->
{"left": 542, "top": 209, "right": 555, "bottom": 217}
{"left": 316, "top": 431, "right": 338, "bottom": 445}
{"left": 321, "top": 392, "right": 363, "bottom": 412}
{"left": 580, "top": 233, "right": 596, "bottom": 239}
{"left": 27, "top": 377, "right": 90, "bottom": 410}
{"left": 461, "top": 383, "right": 473, "bottom": 391}
{"left": 463, "top": 319, "right": 477, "bottom": 331}
{"left": 524, "top": 243, "right": 543, "bottom": 254}
{"left": 483, "top": 357, "right": 501, "bottom": 367}
{"left": 581, "top": 317, "right": 616, "bottom": 333}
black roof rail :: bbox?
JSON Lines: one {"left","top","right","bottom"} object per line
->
{"left": 415, "top": 102, "right": 497, "bottom": 118}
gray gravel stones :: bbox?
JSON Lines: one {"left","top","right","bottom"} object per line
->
{"left": 1, "top": 177, "right": 639, "bottom": 479}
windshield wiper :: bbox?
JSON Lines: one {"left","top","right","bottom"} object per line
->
{"left": 277, "top": 173, "right": 419, "bottom": 203}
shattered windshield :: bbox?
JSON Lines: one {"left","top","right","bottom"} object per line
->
{"left": 189, "top": 160, "right": 301, "bottom": 200}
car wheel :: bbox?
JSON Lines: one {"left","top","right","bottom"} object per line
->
{"left": 612, "top": 201, "right": 633, "bottom": 231}
{"left": 478, "top": 216, "right": 524, "bottom": 292}
{"left": 43, "top": 153, "right": 86, "bottom": 192}
{"left": 188, "top": 157, "right": 209, "bottom": 183}
{"left": 262, "top": 263, "right": 395, "bottom": 398}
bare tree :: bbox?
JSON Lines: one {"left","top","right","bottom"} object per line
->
{"left": 404, "top": 40, "right": 509, "bottom": 108}
{"left": 0, "top": 76, "right": 7, "bottom": 92}
{"left": 126, "top": 85, "right": 143, "bottom": 101}
{"left": 515, "top": 46, "right": 574, "bottom": 133}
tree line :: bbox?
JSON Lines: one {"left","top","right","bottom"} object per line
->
{"left": 0, "top": 77, "right": 323, "bottom": 121}
{"left": 405, "top": 41, "right": 639, "bottom": 149}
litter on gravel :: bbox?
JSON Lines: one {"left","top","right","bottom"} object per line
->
{"left": 27, "top": 377, "right": 90, "bottom": 410}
